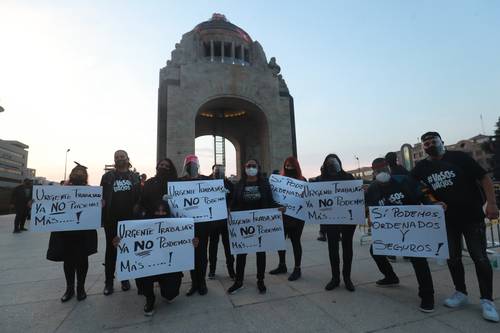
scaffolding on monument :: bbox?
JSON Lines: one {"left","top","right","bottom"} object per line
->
{"left": 213, "top": 136, "right": 226, "bottom": 167}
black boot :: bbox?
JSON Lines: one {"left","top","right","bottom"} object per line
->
{"left": 288, "top": 268, "right": 301, "bottom": 281}
{"left": 344, "top": 276, "right": 355, "bottom": 292}
{"left": 269, "top": 264, "right": 287, "bottom": 275}
{"left": 76, "top": 285, "right": 87, "bottom": 301}
{"left": 227, "top": 265, "right": 236, "bottom": 280}
{"left": 186, "top": 284, "right": 198, "bottom": 296}
{"left": 103, "top": 281, "right": 114, "bottom": 296}
{"left": 325, "top": 278, "right": 340, "bottom": 291}
{"left": 61, "top": 286, "right": 75, "bottom": 302}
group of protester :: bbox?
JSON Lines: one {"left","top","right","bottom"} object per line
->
{"left": 11, "top": 131, "right": 499, "bottom": 322}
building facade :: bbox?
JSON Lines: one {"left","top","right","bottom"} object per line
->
{"left": 157, "top": 14, "right": 297, "bottom": 176}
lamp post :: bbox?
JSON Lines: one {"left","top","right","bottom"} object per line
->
{"left": 64, "top": 148, "right": 71, "bottom": 181}
{"left": 355, "top": 156, "right": 360, "bottom": 179}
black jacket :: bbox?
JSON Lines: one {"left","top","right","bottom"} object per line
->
{"left": 10, "top": 184, "right": 32, "bottom": 211}
{"left": 140, "top": 175, "right": 172, "bottom": 218}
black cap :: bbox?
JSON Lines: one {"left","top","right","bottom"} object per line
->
{"left": 421, "top": 131, "right": 441, "bottom": 141}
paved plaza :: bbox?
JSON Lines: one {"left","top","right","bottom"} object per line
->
{"left": 1, "top": 214, "right": 499, "bottom": 333}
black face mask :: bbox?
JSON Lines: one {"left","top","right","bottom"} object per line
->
{"left": 185, "top": 163, "right": 199, "bottom": 177}
{"left": 214, "top": 170, "right": 224, "bottom": 179}
{"left": 157, "top": 167, "right": 171, "bottom": 178}
{"left": 285, "top": 168, "right": 298, "bottom": 178}
{"left": 324, "top": 164, "right": 337, "bottom": 175}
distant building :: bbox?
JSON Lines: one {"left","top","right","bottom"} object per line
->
{"left": 348, "top": 166, "right": 373, "bottom": 181}
{"left": 0, "top": 139, "right": 35, "bottom": 188}
{"left": 0, "top": 139, "right": 36, "bottom": 213}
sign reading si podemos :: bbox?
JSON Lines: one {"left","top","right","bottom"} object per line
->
{"left": 228, "top": 208, "right": 286, "bottom": 255}
{"left": 269, "top": 174, "right": 306, "bottom": 220}
{"left": 303, "top": 180, "right": 365, "bottom": 225}
{"left": 30, "top": 185, "right": 102, "bottom": 232}
{"left": 116, "top": 218, "right": 195, "bottom": 280}
{"left": 369, "top": 205, "right": 449, "bottom": 259}
{"left": 167, "top": 179, "right": 227, "bottom": 223}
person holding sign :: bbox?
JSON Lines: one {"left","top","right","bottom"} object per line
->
{"left": 140, "top": 158, "right": 178, "bottom": 218}
{"left": 227, "top": 159, "right": 282, "bottom": 294}
{"left": 208, "top": 164, "right": 235, "bottom": 280}
{"left": 366, "top": 158, "right": 435, "bottom": 313}
{"left": 101, "top": 150, "right": 141, "bottom": 296}
{"left": 179, "top": 154, "right": 211, "bottom": 296}
{"left": 411, "top": 131, "right": 499, "bottom": 322}
{"left": 46, "top": 163, "right": 98, "bottom": 302}
{"left": 113, "top": 200, "right": 198, "bottom": 316}
{"left": 269, "top": 156, "right": 306, "bottom": 281}
{"left": 310, "top": 154, "right": 356, "bottom": 292}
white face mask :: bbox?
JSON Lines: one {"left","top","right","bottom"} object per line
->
{"left": 375, "top": 172, "right": 391, "bottom": 183}
{"left": 245, "top": 167, "right": 258, "bottom": 177}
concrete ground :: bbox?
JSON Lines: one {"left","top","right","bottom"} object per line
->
{"left": 1, "top": 214, "right": 499, "bottom": 333}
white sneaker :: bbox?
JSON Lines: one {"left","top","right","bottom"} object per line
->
{"left": 443, "top": 291, "right": 468, "bottom": 308}
{"left": 480, "top": 299, "right": 499, "bottom": 322}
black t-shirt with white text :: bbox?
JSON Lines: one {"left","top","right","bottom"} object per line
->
{"left": 241, "top": 181, "right": 262, "bottom": 211}
{"left": 366, "top": 177, "right": 419, "bottom": 207}
{"left": 410, "top": 151, "right": 486, "bottom": 222}
{"left": 111, "top": 171, "right": 137, "bottom": 220}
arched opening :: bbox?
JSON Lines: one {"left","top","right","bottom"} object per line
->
{"left": 195, "top": 135, "right": 237, "bottom": 178}
{"left": 195, "top": 96, "right": 270, "bottom": 177}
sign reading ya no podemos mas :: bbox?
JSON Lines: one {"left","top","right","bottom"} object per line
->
{"left": 116, "top": 218, "right": 195, "bottom": 280}
{"left": 30, "top": 185, "right": 102, "bottom": 232}
{"left": 369, "top": 205, "right": 449, "bottom": 259}
{"left": 269, "top": 175, "right": 307, "bottom": 220}
{"left": 303, "top": 180, "right": 365, "bottom": 225}
{"left": 228, "top": 208, "right": 286, "bottom": 255}
{"left": 167, "top": 179, "right": 227, "bottom": 223}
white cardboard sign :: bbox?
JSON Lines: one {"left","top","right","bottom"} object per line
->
{"left": 116, "top": 218, "right": 195, "bottom": 280}
{"left": 269, "top": 174, "right": 306, "bottom": 220}
{"left": 30, "top": 185, "right": 102, "bottom": 232}
{"left": 369, "top": 205, "right": 449, "bottom": 259}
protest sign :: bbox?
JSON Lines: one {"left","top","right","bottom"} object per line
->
{"left": 167, "top": 179, "right": 227, "bottom": 223}
{"left": 30, "top": 185, "right": 102, "bottom": 232}
{"left": 369, "top": 205, "right": 449, "bottom": 259}
{"left": 303, "top": 180, "right": 365, "bottom": 225}
{"left": 228, "top": 208, "right": 286, "bottom": 255}
{"left": 116, "top": 218, "right": 195, "bottom": 280}
{"left": 269, "top": 174, "right": 306, "bottom": 220}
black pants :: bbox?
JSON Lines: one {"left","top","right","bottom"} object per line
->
{"left": 14, "top": 209, "right": 27, "bottom": 231}
{"left": 208, "top": 220, "right": 234, "bottom": 273}
{"left": 278, "top": 219, "right": 305, "bottom": 267}
{"left": 190, "top": 222, "right": 210, "bottom": 288}
{"left": 326, "top": 225, "right": 356, "bottom": 280}
{"left": 446, "top": 221, "right": 493, "bottom": 300}
{"left": 139, "top": 272, "right": 183, "bottom": 300}
{"left": 370, "top": 245, "right": 434, "bottom": 299}
{"left": 235, "top": 252, "right": 266, "bottom": 282}
{"left": 63, "top": 256, "right": 89, "bottom": 288}
{"left": 104, "top": 224, "right": 122, "bottom": 284}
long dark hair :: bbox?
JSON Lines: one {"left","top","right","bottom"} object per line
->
{"left": 157, "top": 158, "right": 178, "bottom": 180}
{"left": 280, "top": 156, "right": 305, "bottom": 180}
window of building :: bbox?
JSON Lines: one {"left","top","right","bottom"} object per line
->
{"left": 235, "top": 45, "right": 242, "bottom": 60}
{"left": 203, "top": 42, "right": 211, "bottom": 57}
{"left": 213, "top": 41, "right": 222, "bottom": 57}
{"left": 244, "top": 48, "right": 250, "bottom": 62}
{"left": 224, "top": 42, "right": 232, "bottom": 58}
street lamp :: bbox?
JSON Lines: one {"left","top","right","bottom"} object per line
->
{"left": 64, "top": 148, "right": 71, "bottom": 181}
{"left": 355, "top": 156, "right": 360, "bottom": 179}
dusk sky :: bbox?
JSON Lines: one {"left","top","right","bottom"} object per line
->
{"left": 1, "top": 0, "right": 499, "bottom": 184}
